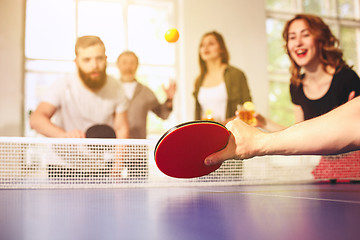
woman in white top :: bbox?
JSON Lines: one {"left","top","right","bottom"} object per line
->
{"left": 193, "top": 31, "right": 252, "bottom": 125}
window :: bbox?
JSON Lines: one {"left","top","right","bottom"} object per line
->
{"left": 266, "top": 0, "right": 360, "bottom": 126}
{"left": 24, "top": 0, "right": 178, "bottom": 138}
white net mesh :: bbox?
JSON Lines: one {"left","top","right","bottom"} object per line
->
{"left": 1, "top": 137, "right": 359, "bottom": 188}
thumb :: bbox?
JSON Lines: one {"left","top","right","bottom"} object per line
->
{"left": 204, "top": 132, "right": 236, "bottom": 166}
{"left": 204, "top": 148, "right": 229, "bottom": 166}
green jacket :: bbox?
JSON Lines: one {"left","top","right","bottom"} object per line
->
{"left": 193, "top": 65, "right": 252, "bottom": 120}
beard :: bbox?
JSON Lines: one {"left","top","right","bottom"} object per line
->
{"left": 78, "top": 66, "right": 107, "bottom": 91}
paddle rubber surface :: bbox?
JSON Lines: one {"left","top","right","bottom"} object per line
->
{"left": 155, "top": 121, "right": 230, "bottom": 178}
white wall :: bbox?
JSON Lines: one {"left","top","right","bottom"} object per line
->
{"left": 0, "top": 0, "right": 268, "bottom": 136}
{"left": 179, "top": 0, "right": 268, "bottom": 122}
{"left": 0, "top": 0, "right": 25, "bottom": 136}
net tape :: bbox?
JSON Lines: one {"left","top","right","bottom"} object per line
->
{"left": 1, "top": 137, "right": 359, "bottom": 188}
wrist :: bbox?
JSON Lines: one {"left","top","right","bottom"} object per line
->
{"left": 253, "top": 131, "right": 270, "bottom": 157}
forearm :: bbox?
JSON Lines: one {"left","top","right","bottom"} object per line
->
{"left": 115, "top": 127, "right": 129, "bottom": 139}
{"left": 258, "top": 99, "right": 360, "bottom": 156}
{"left": 165, "top": 98, "right": 173, "bottom": 111}
{"left": 156, "top": 100, "right": 173, "bottom": 120}
{"left": 206, "top": 97, "right": 360, "bottom": 166}
{"left": 114, "top": 111, "right": 130, "bottom": 138}
{"left": 30, "top": 113, "right": 66, "bottom": 137}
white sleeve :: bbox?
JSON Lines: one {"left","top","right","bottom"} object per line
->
{"left": 115, "top": 82, "right": 129, "bottom": 113}
{"left": 42, "top": 77, "right": 67, "bottom": 108}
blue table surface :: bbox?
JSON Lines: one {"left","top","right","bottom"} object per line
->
{"left": 1, "top": 183, "right": 360, "bottom": 240}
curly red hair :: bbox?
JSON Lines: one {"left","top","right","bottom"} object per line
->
{"left": 283, "top": 14, "right": 349, "bottom": 86}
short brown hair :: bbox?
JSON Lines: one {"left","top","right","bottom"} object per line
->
{"left": 117, "top": 50, "right": 139, "bottom": 64}
{"left": 75, "top": 35, "right": 105, "bottom": 56}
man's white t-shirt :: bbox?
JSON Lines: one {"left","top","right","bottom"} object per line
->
{"left": 122, "top": 81, "right": 138, "bottom": 100}
{"left": 43, "top": 73, "right": 129, "bottom": 133}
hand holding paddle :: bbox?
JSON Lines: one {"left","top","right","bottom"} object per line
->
{"left": 205, "top": 119, "right": 267, "bottom": 165}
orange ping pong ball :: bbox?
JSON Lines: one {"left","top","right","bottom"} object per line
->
{"left": 165, "top": 28, "right": 179, "bottom": 43}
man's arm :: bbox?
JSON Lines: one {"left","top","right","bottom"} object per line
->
{"left": 113, "top": 111, "right": 130, "bottom": 138}
{"left": 163, "top": 81, "right": 176, "bottom": 110}
{"left": 205, "top": 96, "right": 360, "bottom": 165}
{"left": 30, "top": 102, "right": 85, "bottom": 138}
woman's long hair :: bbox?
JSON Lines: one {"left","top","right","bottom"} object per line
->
{"left": 282, "top": 14, "right": 349, "bottom": 86}
{"left": 197, "top": 31, "right": 230, "bottom": 78}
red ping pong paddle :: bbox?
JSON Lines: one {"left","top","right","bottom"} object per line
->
{"left": 154, "top": 121, "right": 230, "bottom": 178}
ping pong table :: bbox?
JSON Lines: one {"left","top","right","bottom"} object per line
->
{"left": 1, "top": 183, "right": 360, "bottom": 240}
{"left": 1, "top": 137, "right": 360, "bottom": 240}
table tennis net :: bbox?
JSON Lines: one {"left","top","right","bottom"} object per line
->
{"left": 1, "top": 137, "right": 359, "bottom": 188}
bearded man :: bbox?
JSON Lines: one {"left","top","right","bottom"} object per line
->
{"left": 30, "top": 36, "right": 129, "bottom": 138}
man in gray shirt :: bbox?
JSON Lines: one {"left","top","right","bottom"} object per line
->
{"left": 117, "top": 51, "right": 176, "bottom": 139}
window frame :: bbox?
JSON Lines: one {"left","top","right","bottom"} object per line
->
{"left": 266, "top": 0, "right": 360, "bottom": 126}
{"left": 24, "top": 0, "right": 179, "bottom": 137}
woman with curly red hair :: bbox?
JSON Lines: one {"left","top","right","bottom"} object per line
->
{"left": 256, "top": 14, "right": 360, "bottom": 131}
